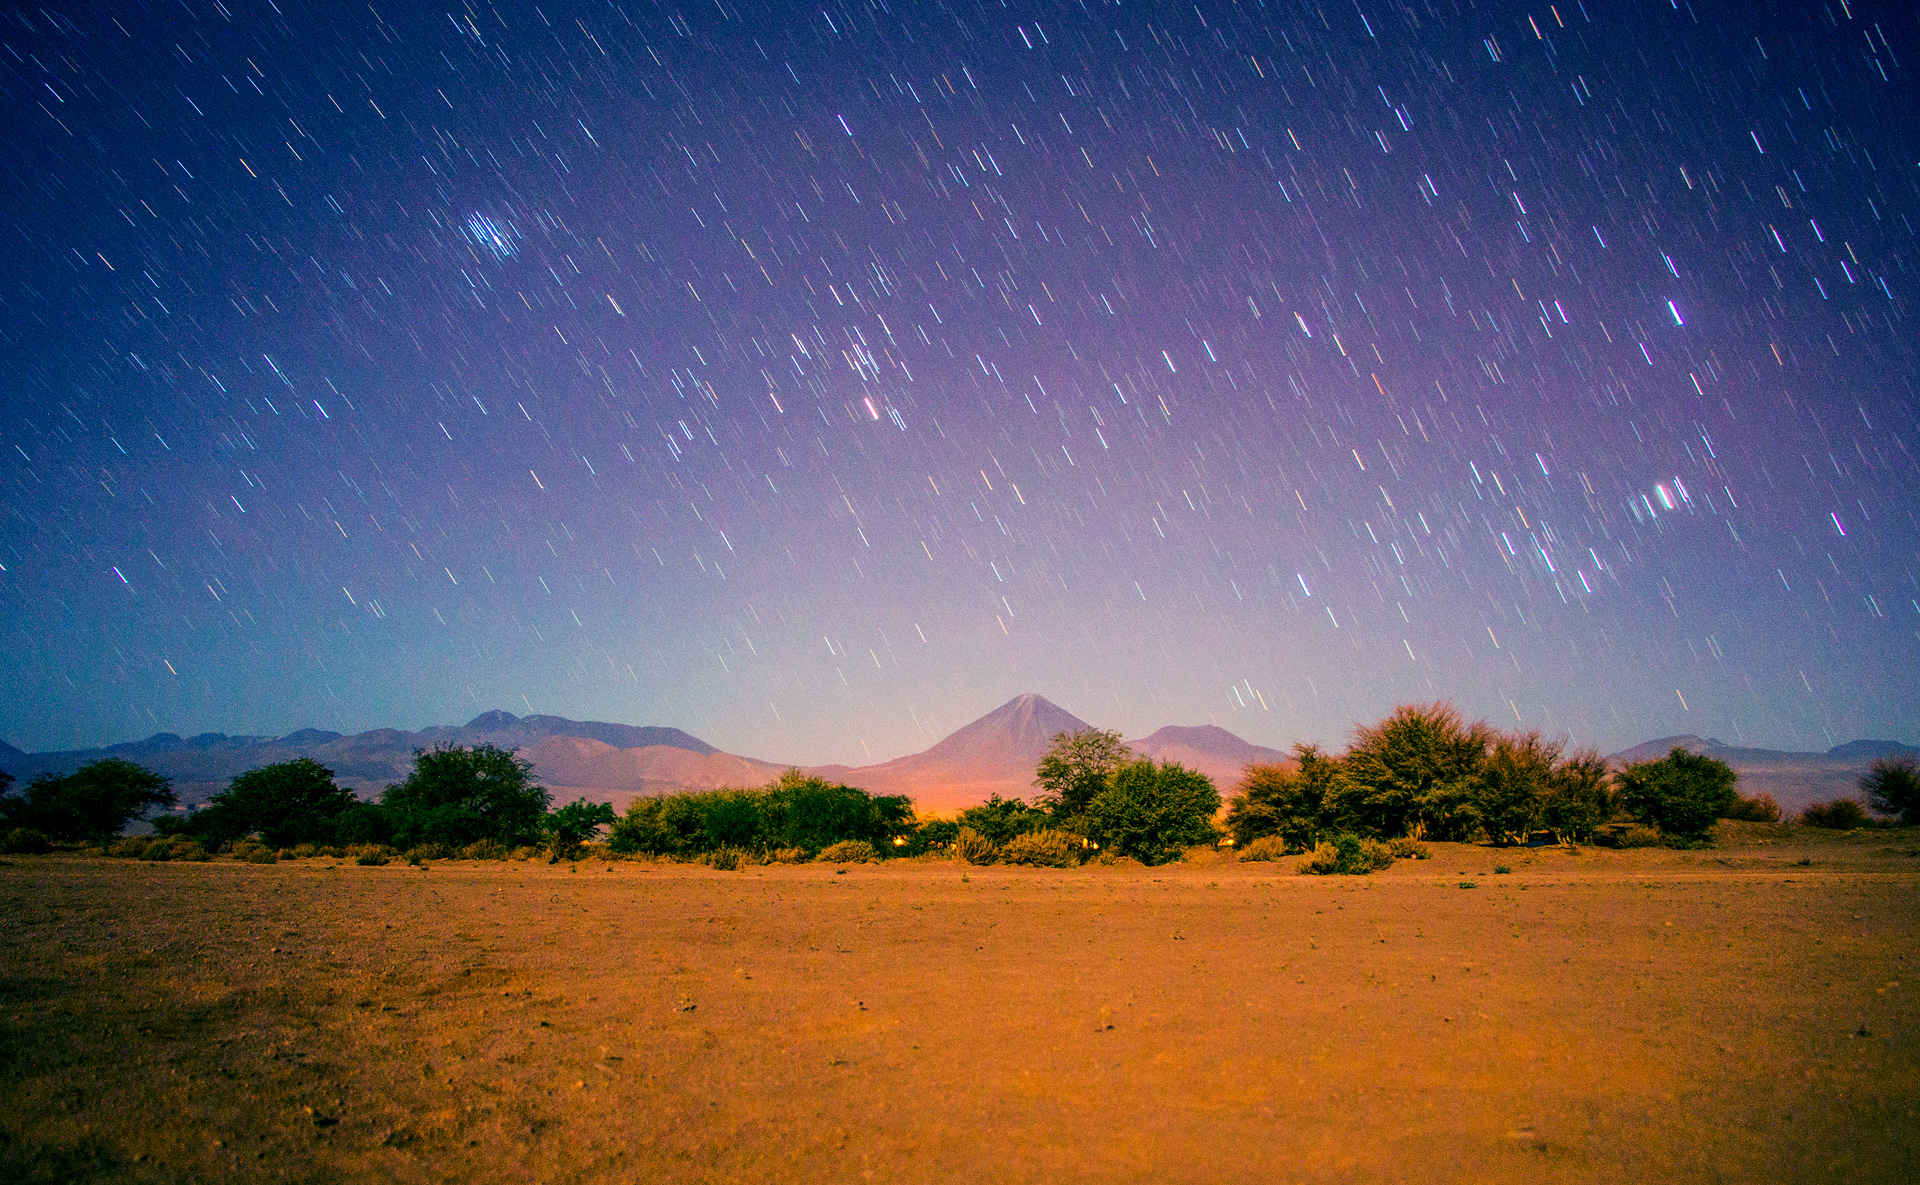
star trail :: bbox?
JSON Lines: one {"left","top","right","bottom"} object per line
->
{"left": 1, "top": 0, "right": 1914, "bottom": 764}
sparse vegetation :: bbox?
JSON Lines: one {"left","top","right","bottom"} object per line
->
{"left": 1388, "top": 836, "right": 1430, "bottom": 860}
{"left": 1724, "top": 793, "right": 1783, "bottom": 823}
{"left": 1, "top": 827, "right": 54, "bottom": 855}
{"left": 1299, "top": 834, "right": 1394, "bottom": 875}
{"left": 1236, "top": 835, "right": 1293, "bottom": 862}
{"left": 1800, "top": 799, "right": 1870, "bottom": 830}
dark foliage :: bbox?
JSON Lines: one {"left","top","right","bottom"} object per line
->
{"left": 0, "top": 758, "right": 176, "bottom": 843}
{"left": 379, "top": 744, "right": 550, "bottom": 850}
{"left": 1800, "top": 799, "right": 1870, "bottom": 829}
{"left": 1723, "top": 793, "right": 1782, "bottom": 823}
{"left": 607, "top": 771, "right": 915, "bottom": 857}
{"left": 1860, "top": 756, "right": 1920, "bottom": 825}
{"left": 544, "top": 798, "right": 616, "bottom": 857}
{"left": 1613, "top": 748, "right": 1738, "bottom": 842}
{"left": 155, "top": 758, "right": 357, "bottom": 849}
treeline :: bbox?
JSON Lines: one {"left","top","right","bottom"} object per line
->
{"left": 0, "top": 746, "right": 616, "bottom": 859}
{"left": 1225, "top": 702, "right": 1776, "bottom": 852}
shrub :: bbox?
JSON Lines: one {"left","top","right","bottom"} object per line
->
{"left": 817, "top": 839, "right": 877, "bottom": 864}
{"left": 953, "top": 826, "right": 997, "bottom": 865}
{"left": 1388, "top": 836, "right": 1431, "bottom": 859}
{"left": 1085, "top": 760, "right": 1221, "bottom": 865}
{"left": 289, "top": 843, "right": 322, "bottom": 859}
{"left": 1615, "top": 748, "right": 1738, "bottom": 842}
{"left": 544, "top": 798, "right": 616, "bottom": 860}
{"left": 1226, "top": 745, "right": 1340, "bottom": 849}
{"left": 769, "top": 847, "right": 806, "bottom": 864}
{"left": 351, "top": 845, "right": 392, "bottom": 866}
{"left": 1540, "top": 749, "right": 1612, "bottom": 842}
{"left": 1328, "top": 703, "right": 1492, "bottom": 841}
{"left": 1604, "top": 824, "right": 1664, "bottom": 848}
{"left": 1299, "top": 834, "right": 1393, "bottom": 875}
{"left": 229, "top": 840, "right": 278, "bottom": 864}
{"left": 1724, "top": 793, "right": 1782, "bottom": 823}
{"left": 1000, "top": 828, "right": 1083, "bottom": 867}
{"left": 1237, "top": 835, "right": 1293, "bottom": 863}
{"left": 1479, "top": 732, "right": 1558, "bottom": 845}
{"left": 508, "top": 845, "right": 541, "bottom": 861}
{"left": 1, "top": 827, "right": 54, "bottom": 855}
{"left": 1801, "top": 799, "right": 1870, "bottom": 830}
{"left": 459, "top": 838, "right": 508, "bottom": 861}
{"left": 708, "top": 847, "right": 744, "bottom": 871}
{"left": 107, "top": 837, "right": 154, "bottom": 858}
{"left": 913, "top": 818, "right": 960, "bottom": 852}
{"left": 1861, "top": 756, "right": 1920, "bottom": 824}
{"left": 956, "top": 794, "right": 1049, "bottom": 846}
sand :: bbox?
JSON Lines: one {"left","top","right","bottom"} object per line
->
{"left": 2, "top": 828, "right": 1916, "bottom": 1183}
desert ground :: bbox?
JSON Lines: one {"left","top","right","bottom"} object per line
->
{"left": 2, "top": 826, "right": 1916, "bottom": 1183}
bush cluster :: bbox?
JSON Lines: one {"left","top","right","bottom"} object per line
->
{"left": 1800, "top": 799, "right": 1869, "bottom": 830}
{"left": 1222, "top": 704, "right": 1764, "bottom": 849}
{"left": 1299, "top": 834, "right": 1395, "bottom": 875}
{"left": 608, "top": 770, "right": 916, "bottom": 860}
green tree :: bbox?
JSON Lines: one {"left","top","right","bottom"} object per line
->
{"left": 380, "top": 744, "right": 549, "bottom": 849}
{"left": 544, "top": 798, "right": 617, "bottom": 859}
{"left": 956, "top": 794, "right": 1049, "bottom": 846}
{"left": 1033, "top": 728, "right": 1132, "bottom": 821}
{"left": 761, "top": 771, "right": 913, "bottom": 854}
{"left": 1328, "top": 703, "right": 1491, "bottom": 840}
{"left": 159, "top": 758, "right": 357, "bottom": 849}
{"left": 1224, "top": 743, "right": 1339, "bottom": 850}
{"left": 1614, "top": 747, "right": 1737, "bottom": 843}
{"left": 1540, "top": 748, "right": 1612, "bottom": 841}
{"left": 1086, "top": 759, "right": 1221, "bottom": 865}
{"left": 1860, "top": 755, "right": 1920, "bottom": 825}
{"left": 1478, "top": 732, "right": 1559, "bottom": 845}
{"left": 608, "top": 790, "right": 710, "bottom": 856}
{"left": 0, "top": 758, "right": 176, "bottom": 843}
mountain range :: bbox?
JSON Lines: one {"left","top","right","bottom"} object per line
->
{"left": 2, "top": 698, "right": 1910, "bottom": 819}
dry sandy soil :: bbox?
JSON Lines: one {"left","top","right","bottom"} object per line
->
{"left": 2, "top": 826, "right": 1916, "bottom": 1183}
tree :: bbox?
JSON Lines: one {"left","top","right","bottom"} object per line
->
{"left": 0, "top": 758, "right": 175, "bottom": 843}
{"left": 1540, "top": 748, "right": 1612, "bottom": 841}
{"left": 1086, "top": 759, "right": 1221, "bottom": 865}
{"left": 1033, "top": 728, "right": 1132, "bottom": 820}
{"left": 1478, "top": 732, "right": 1558, "bottom": 845}
{"left": 1225, "top": 743, "right": 1339, "bottom": 850}
{"left": 956, "top": 794, "right": 1049, "bottom": 846}
{"left": 1613, "top": 747, "right": 1737, "bottom": 843}
{"left": 380, "top": 744, "right": 549, "bottom": 849}
{"left": 1328, "top": 703, "right": 1491, "bottom": 840}
{"left": 1860, "top": 755, "right": 1920, "bottom": 825}
{"left": 159, "top": 758, "right": 357, "bottom": 849}
{"left": 544, "top": 798, "right": 617, "bottom": 859}
{"left": 760, "top": 771, "right": 913, "bottom": 854}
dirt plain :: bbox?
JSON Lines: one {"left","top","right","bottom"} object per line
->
{"left": 2, "top": 825, "right": 1916, "bottom": 1184}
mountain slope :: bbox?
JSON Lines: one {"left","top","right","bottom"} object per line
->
{"left": 1125, "top": 725, "right": 1290, "bottom": 793}
{"left": 821, "top": 694, "right": 1093, "bottom": 813}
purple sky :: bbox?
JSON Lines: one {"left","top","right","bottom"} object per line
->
{"left": 1, "top": 0, "right": 1915, "bottom": 764}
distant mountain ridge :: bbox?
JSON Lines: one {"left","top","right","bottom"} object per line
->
{"left": 1, "top": 706, "right": 1909, "bottom": 819}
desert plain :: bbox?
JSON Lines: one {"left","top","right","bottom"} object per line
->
{"left": 2, "top": 825, "right": 1916, "bottom": 1184}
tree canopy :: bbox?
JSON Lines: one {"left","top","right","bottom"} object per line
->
{"left": 1328, "top": 702, "right": 1492, "bottom": 840}
{"left": 1613, "top": 748, "right": 1738, "bottom": 842}
{"left": 0, "top": 758, "right": 176, "bottom": 843}
{"left": 380, "top": 744, "right": 550, "bottom": 849}
{"left": 1033, "top": 728, "right": 1132, "bottom": 820}
{"left": 1085, "top": 759, "right": 1220, "bottom": 865}
{"left": 158, "top": 758, "right": 358, "bottom": 848}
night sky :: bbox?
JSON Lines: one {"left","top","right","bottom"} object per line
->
{"left": 2, "top": 0, "right": 1915, "bottom": 767}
